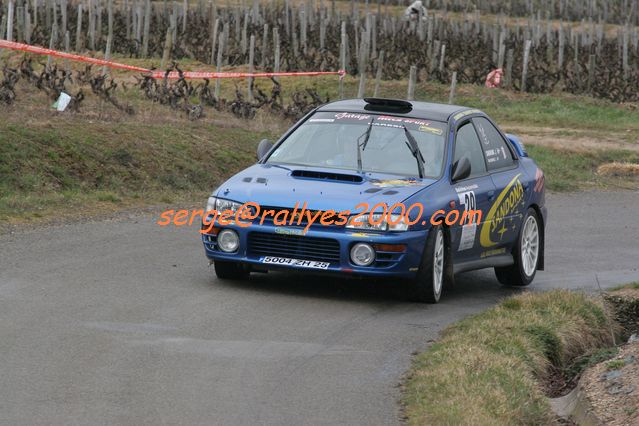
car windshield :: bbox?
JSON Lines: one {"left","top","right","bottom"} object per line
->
{"left": 266, "top": 111, "right": 447, "bottom": 178}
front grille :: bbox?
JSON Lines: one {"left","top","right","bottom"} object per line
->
{"left": 247, "top": 232, "right": 341, "bottom": 263}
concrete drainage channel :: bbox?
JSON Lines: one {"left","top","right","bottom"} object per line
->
{"left": 550, "top": 384, "right": 601, "bottom": 426}
{"left": 550, "top": 336, "right": 638, "bottom": 425}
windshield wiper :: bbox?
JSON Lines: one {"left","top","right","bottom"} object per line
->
{"left": 403, "top": 125, "right": 425, "bottom": 178}
{"left": 356, "top": 118, "right": 374, "bottom": 173}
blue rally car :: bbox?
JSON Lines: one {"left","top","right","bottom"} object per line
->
{"left": 202, "top": 98, "right": 546, "bottom": 303}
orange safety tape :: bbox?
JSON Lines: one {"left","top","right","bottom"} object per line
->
{"left": 151, "top": 70, "right": 347, "bottom": 79}
{"left": 0, "top": 39, "right": 151, "bottom": 72}
{"left": 0, "top": 39, "right": 346, "bottom": 79}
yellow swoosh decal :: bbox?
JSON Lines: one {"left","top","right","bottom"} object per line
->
{"left": 480, "top": 173, "right": 522, "bottom": 248}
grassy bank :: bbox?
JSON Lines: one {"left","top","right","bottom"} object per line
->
{"left": 0, "top": 112, "right": 276, "bottom": 224}
{"left": 402, "top": 290, "right": 614, "bottom": 425}
{"left": 526, "top": 145, "right": 639, "bottom": 191}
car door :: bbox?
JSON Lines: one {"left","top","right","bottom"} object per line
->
{"left": 449, "top": 120, "right": 496, "bottom": 263}
{"left": 472, "top": 116, "right": 527, "bottom": 256}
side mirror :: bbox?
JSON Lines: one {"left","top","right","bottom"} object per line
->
{"left": 451, "top": 156, "right": 471, "bottom": 182}
{"left": 257, "top": 139, "right": 274, "bottom": 161}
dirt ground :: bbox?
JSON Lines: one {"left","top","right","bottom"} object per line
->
{"left": 503, "top": 126, "right": 639, "bottom": 153}
{"left": 580, "top": 341, "right": 639, "bottom": 425}
{"left": 580, "top": 288, "right": 639, "bottom": 426}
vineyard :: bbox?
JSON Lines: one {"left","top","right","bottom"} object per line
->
{"left": 1, "top": 0, "right": 638, "bottom": 120}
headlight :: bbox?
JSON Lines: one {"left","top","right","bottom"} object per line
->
{"left": 346, "top": 214, "right": 409, "bottom": 231}
{"left": 206, "top": 196, "right": 242, "bottom": 214}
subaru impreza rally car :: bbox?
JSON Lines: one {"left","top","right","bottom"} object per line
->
{"left": 202, "top": 98, "right": 546, "bottom": 303}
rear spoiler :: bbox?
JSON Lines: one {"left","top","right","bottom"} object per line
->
{"left": 505, "top": 134, "right": 528, "bottom": 157}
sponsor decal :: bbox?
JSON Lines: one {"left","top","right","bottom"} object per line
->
{"left": 334, "top": 112, "right": 371, "bottom": 121}
{"left": 308, "top": 118, "right": 335, "bottom": 123}
{"left": 480, "top": 247, "right": 506, "bottom": 258}
{"left": 452, "top": 109, "right": 481, "bottom": 121}
{"left": 418, "top": 125, "right": 444, "bottom": 135}
{"left": 369, "top": 178, "right": 421, "bottom": 187}
{"left": 458, "top": 224, "right": 476, "bottom": 251}
{"left": 455, "top": 184, "right": 479, "bottom": 193}
{"left": 274, "top": 227, "right": 307, "bottom": 236}
{"left": 349, "top": 232, "right": 376, "bottom": 237}
{"left": 457, "top": 189, "right": 477, "bottom": 251}
{"left": 480, "top": 174, "right": 525, "bottom": 248}
{"left": 476, "top": 121, "right": 490, "bottom": 145}
{"left": 377, "top": 116, "right": 432, "bottom": 126}
{"left": 372, "top": 122, "right": 404, "bottom": 129}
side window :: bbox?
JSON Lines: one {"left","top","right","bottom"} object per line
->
{"left": 472, "top": 117, "right": 515, "bottom": 170}
{"left": 454, "top": 122, "right": 487, "bottom": 179}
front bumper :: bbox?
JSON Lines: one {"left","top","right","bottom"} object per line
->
{"left": 202, "top": 222, "right": 428, "bottom": 278}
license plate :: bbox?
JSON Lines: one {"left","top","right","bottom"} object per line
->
{"left": 260, "top": 256, "right": 330, "bottom": 270}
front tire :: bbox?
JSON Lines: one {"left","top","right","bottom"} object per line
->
{"left": 408, "top": 226, "right": 446, "bottom": 303}
{"left": 495, "top": 208, "right": 540, "bottom": 287}
{"left": 214, "top": 260, "right": 250, "bottom": 280}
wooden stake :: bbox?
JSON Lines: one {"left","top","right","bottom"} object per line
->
{"left": 160, "top": 26, "right": 173, "bottom": 69}
{"left": 104, "top": 0, "right": 114, "bottom": 75}
{"left": 25, "top": 6, "right": 31, "bottom": 44}
{"left": 210, "top": 18, "right": 219, "bottom": 65}
{"left": 373, "top": 49, "right": 384, "bottom": 97}
{"left": 248, "top": 34, "right": 255, "bottom": 102}
{"left": 61, "top": 0, "right": 67, "bottom": 38}
{"left": 75, "top": 3, "right": 82, "bottom": 51}
{"left": 260, "top": 23, "right": 269, "bottom": 68}
{"left": 339, "top": 20, "right": 346, "bottom": 99}
{"left": 587, "top": 54, "right": 595, "bottom": 94}
{"left": 214, "top": 27, "right": 224, "bottom": 99}
{"left": 505, "top": 48, "right": 514, "bottom": 88}
{"left": 273, "top": 27, "right": 280, "bottom": 82}
{"left": 7, "top": 0, "right": 15, "bottom": 41}
{"left": 357, "top": 30, "right": 368, "bottom": 98}
{"left": 521, "top": 39, "right": 532, "bottom": 92}
{"left": 407, "top": 65, "right": 417, "bottom": 100}
{"left": 142, "top": 0, "right": 151, "bottom": 57}
{"left": 438, "top": 43, "right": 446, "bottom": 72}
{"left": 448, "top": 71, "right": 457, "bottom": 104}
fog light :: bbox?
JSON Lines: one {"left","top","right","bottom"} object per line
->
{"left": 217, "top": 229, "right": 240, "bottom": 252}
{"left": 350, "top": 243, "right": 375, "bottom": 266}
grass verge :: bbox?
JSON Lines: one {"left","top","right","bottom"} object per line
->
{"left": 526, "top": 145, "right": 639, "bottom": 191}
{"left": 0, "top": 113, "right": 276, "bottom": 224}
{"left": 402, "top": 290, "right": 614, "bottom": 425}
{"left": 610, "top": 282, "right": 639, "bottom": 291}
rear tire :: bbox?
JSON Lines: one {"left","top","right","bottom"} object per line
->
{"left": 214, "top": 260, "right": 250, "bottom": 280}
{"left": 495, "top": 208, "right": 540, "bottom": 287}
{"left": 408, "top": 226, "right": 446, "bottom": 303}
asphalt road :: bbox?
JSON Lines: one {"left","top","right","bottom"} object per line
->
{"left": 1, "top": 191, "right": 638, "bottom": 425}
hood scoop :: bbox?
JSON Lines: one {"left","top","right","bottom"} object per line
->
{"left": 291, "top": 170, "right": 363, "bottom": 183}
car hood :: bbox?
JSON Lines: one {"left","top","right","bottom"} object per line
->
{"left": 214, "top": 164, "right": 436, "bottom": 211}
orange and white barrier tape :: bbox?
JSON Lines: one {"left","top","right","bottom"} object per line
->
{"left": 151, "top": 70, "right": 346, "bottom": 79}
{"left": 0, "top": 39, "right": 151, "bottom": 73}
{"left": 0, "top": 39, "right": 346, "bottom": 80}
